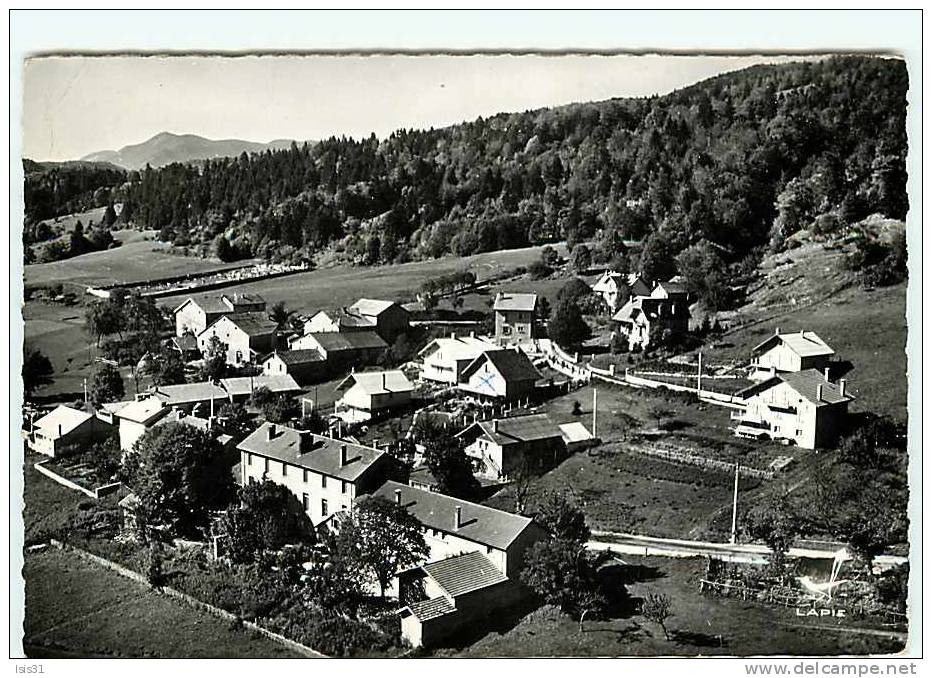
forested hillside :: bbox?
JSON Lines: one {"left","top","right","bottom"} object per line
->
{"left": 26, "top": 57, "right": 908, "bottom": 277}
{"left": 24, "top": 160, "right": 128, "bottom": 224}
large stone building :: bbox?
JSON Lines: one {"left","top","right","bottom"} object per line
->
{"left": 237, "top": 423, "right": 406, "bottom": 525}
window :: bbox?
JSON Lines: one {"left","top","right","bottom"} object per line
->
{"left": 487, "top": 546, "right": 493, "bottom": 554}
{"left": 341, "top": 480, "right": 348, "bottom": 494}
{"left": 303, "top": 469, "right": 308, "bottom": 483}
{"left": 321, "top": 499, "right": 328, "bottom": 515}
{"left": 263, "top": 458, "right": 269, "bottom": 473}
{"left": 282, "top": 462, "right": 287, "bottom": 476}
{"left": 246, "top": 452, "right": 252, "bottom": 466}
{"left": 321, "top": 475, "right": 327, "bottom": 489}
{"left": 301, "top": 493, "right": 309, "bottom": 511}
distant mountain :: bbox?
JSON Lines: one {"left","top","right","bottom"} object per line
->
{"left": 80, "top": 132, "right": 308, "bottom": 170}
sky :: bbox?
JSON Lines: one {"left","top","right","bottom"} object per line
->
{"left": 23, "top": 54, "right": 814, "bottom": 161}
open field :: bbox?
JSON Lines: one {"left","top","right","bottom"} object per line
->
{"left": 458, "top": 555, "right": 905, "bottom": 657}
{"left": 705, "top": 243, "right": 908, "bottom": 421}
{"left": 23, "top": 547, "right": 303, "bottom": 658}
{"left": 157, "top": 243, "right": 566, "bottom": 314}
{"left": 24, "top": 229, "right": 248, "bottom": 289}
{"left": 485, "top": 383, "right": 790, "bottom": 540}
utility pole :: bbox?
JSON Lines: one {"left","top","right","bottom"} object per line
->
{"left": 697, "top": 351, "right": 703, "bottom": 393}
{"left": 591, "top": 388, "right": 598, "bottom": 438}
{"left": 730, "top": 462, "right": 739, "bottom": 545}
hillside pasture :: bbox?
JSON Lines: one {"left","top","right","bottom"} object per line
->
{"left": 24, "top": 229, "right": 246, "bottom": 289}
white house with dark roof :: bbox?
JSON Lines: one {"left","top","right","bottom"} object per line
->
{"left": 197, "top": 312, "right": 278, "bottom": 367}
{"left": 733, "top": 369, "right": 853, "bottom": 449}
{"left": 113, "top": 396, "right": 170, "bottom": 453}
{"left": 334, "top": 370, "right": 414, "bottom": 423}
{"left": 220, "top": 374, "right": 302, "bottom": 402}
{"left": 371, "top": 481, "right": 548, "bottom": 579}
{"left": 348, "top": 298, "right": 410, "bottom": 341}
{"left": 749, "top": 329, "right": 835, "bottom": 381}
{"left": 493, "top": 292, "right": 538, "bottom": 344}
{"left": 172, "top": 292, "right": 266, "bottom": 337}
{"left": 418, "top": 334, "right": 499, "bottom": 385}
{"left": 237, "top": 423, "right": 406, "bottom": 525}
{"left": 458, "top": 348, "right": 541, "bottom": 402}
{"left": 148, "top": 381, "right": 230, "bottom": 413}
{"left": 612, "top": 295, "right": 690, "bottom": 351}
{"left": 591, "top": 271, "right": 652, "bottom": 312}
{"left": 25, "top": 405, "right": 107, "bottom": 457}
{"left": 456, "top": 413, "right": 566, "bottom": 479}
{"left": 261, "top": 349, "right": 327, "bottom": 385}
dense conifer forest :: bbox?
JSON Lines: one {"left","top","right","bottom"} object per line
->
{"left": 25, "top": 56, "right": 908, "bottom": 276}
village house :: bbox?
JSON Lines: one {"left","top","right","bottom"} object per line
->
{"left": 612, "top": 295, "right": 690, "bottom": 351}
{"left": 304, "top": 299, "right": 410, "bottom": 342}
{"left": 458, "top": 348, "right": 542, "bottom": 402}
{"left": 260, "top": 349, "right": 327, "bottom": 385}
{"left": 113, "top": 396, "right": 171, "bottom": 453}
{"left": 172, "top": 292, "right": 266, "bottom": 337}
{"left": 197, "top": 312, "right": 278, "bottom": 367}
{"left": 237, "top": 423, "right": 407, "bottom": 525}
{"left": 370, "top": 481, "right": 548, "bottom": 648}
{"left": 733, "top": 369, "right": 853, "bottom": 449}
{"left": 749, "top": 329, "right": 835, "bottom": 381}
{"left": 591, "top": 271, "right": 652, "bottom": 312}
{"left": 371, "top": 481, "right": 548, "bottom": 580}
{"left": 650, "top": 277, "right": 689, "bottom": 302}
{"left": 493, "top": 293, "right": 538, "bottom": 344}
{"left": 289, "top": 330, "right": 388, "bottom": 370}
{"left": 418, "top": 334, "right": 499, "bottom": 385}
{"left": 456, "top": 413, "right": 566, "bottom": 480}
{"left": 25, "top": 405, "right": 108, "bottom": 458}
{"left": 334, "top": 369, "right": 414, "bottom": 423}
{"left": 220, "top": 374, "right": 302, "bottom": 403}
{"left": 148, "top": 381, "right": 230, "bottom": 414}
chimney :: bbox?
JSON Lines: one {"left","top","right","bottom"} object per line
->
{"left": 469, "top": 331, "right": 475, "bottom": 338}
{"left": 454, "top": 506, "right": 463, "bottom": 530}
{"left": 775, "top": 326, "right": 781, "bottom": 335}
{"left": 58, "top": 423, "right": 62, "bottom": 438}
{"left": 824, "top": 367, "right": 831, "bottom": 382}
{"left": 340, "top": 444, "right": 348, "bottom": 466}
{"left": 450, "top": 332, "right": 456, "bottom": 339}
{"left": 816, "top": 384, "right": 823, "bottom": 402}
{"left": 839, "top": 379, "right": 847, "bottom": 397}
{"left": 394, "top": 488, "right": 402, "bottom": 505}
{"left": 382, "top": 372, "right": 386, "bottom": 389}
{"left": 267, "top": 423, "right": 277, "bottom": 441}
{"left": 300, "top": 431, "right": 313, "bottom": 453}
{"left": 492, "top": 419, "right": 499, "bottom": 433}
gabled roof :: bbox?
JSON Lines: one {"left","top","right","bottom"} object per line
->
{"left": 405, "top": 597, "right": 455, "bottom": 622}
{"left": 237, "top": 423, "right": 392, "bottom": 482}
{"left": 461, "top": 349, "right": 541, "bottom": 383}
{"left": 309, "top": 309, "right": 376, "bottom": 329}
{"left": 559, "top": 421, "right": 594, "bottom": 444}
{"left": 263, "top": 349, "right": 325, "bottom": 366}
{"left": 493, "top": 292, "right": 538, "bottom": 313}
{"left": 752, "top": 331, "right": 835, "bottom": 359}
{"left": 150, "top": 381, "right": 229, "bottom": 406}
{"left": 349, "top": 298, "right": 404, "bottom": 318}
{"left": 612, "top": 296, "right": 689, "bottom": 323}
{"left": 737, "top": 369, "right": 852, "bottom": 406}
{"left": 457, "top": 413, "right": 562, "bottom": 447}
{"left": 298, "top": 331, "right": 388, "bottom": 352}
{"left": 591, "top": 271, "right": 623, "bottom": 293}
{"left": 417, "top": 335, "right": 498, "bottom": 361}
{"left": 171, "top": 333, "right": 199, "bottom": 352}
{"left": 335, "top": 370, "right": 413, "bottom": 395}
{"left": 652, "top": 279, "right": 688, "bottom": 297}
{"left": 370, "top": 481, "right": 539, "bottom": 551}
{"left": 33, "top": 405, "right": 93, "bottom": 438}
{"left": 113, "top": 397, "right": 169, "bottom": 424}
{"left": 172, "top": 292, "right": 265, "bottom": 316}
{"left": 422, "top": 551, "right": 508, "bottom": 598}
{"left": 204, "top": 312, "right": 278, "bottom": 338}
{"left": 220, "top": 374, "right": 301, "bottom": 398}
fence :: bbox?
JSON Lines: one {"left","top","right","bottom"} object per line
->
{"left": 47, "top": 539, "right": 327, "bottom": 658}
{"left": 33, "top": 460, "right": 123, "bottom": 499}
{"left": 626, "top": 443, "right": 774, "bottom": 480}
